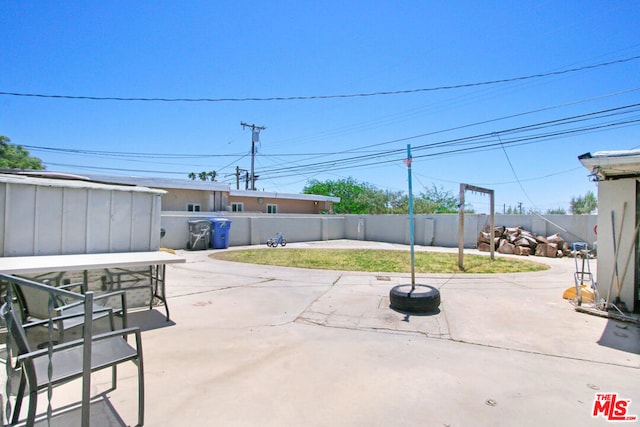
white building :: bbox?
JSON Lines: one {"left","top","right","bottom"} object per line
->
{"left": 0, "top": 172, "right": 164, "bottom": 257}
{"left": 579, "top": 150, "right": 640, "bottom": 312}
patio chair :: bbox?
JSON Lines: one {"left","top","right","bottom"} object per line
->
{"left": 7, "top": 276, "right": 128, "bottom": 342}
{"left": 1, "top": 296, "right": 145, "bottom": 426}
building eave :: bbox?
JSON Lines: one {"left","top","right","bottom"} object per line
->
{"left": 229, "top": 190, "right": 340, "bottom": 203}
{"left": 578, "top": 150, "right": 640, "bottom": 181}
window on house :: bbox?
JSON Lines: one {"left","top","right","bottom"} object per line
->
{"left": 187, "top": 203, "right": 201, "bottom": 212}
{"left": 267, "top": 204, "right": 278, "bottom": 214}
{"left": 231, "top": 203, "right": 244, "bottom": 212}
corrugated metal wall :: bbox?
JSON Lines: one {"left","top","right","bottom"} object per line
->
{"left": 0, "top": 176, "right": 163, "bottom": 257}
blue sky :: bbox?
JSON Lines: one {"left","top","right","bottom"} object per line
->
{"left": 2, "top": 1, "right": 639, "bottom": 213}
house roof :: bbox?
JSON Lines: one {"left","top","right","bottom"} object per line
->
{"left": 578, "top": 150, "right": 640, "bottom": 180}
{"left": 0, "top": 170, "right": 339, "bottom": 201}
{"left": 76, "top": 173, "right": 230, "bottom": 191}
{"left": 229, "top": 189, "right": 340, "bottom": 203}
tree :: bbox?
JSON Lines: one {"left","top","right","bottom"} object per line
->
{"left": 188, "top": 170, "right": 217, "bottom": 181}
{"left": 303, "top": 177, "right": 385, "bottom": 214}
{"left": 414, "top": 185, "right": 460, "bottom": 214}
{"left": 546, "top": 207, "right": 567, "bottom": 215}
{"left": 303, "top": 178, "right": 462, "bottom": 215}
{"left": 570, "top": 191, "right": 597, "bottom": 214}
{"left": 0, "top": 135, "right": 45, "bottom": 170}
{"left": 385, "top": 190, "right": 407, "bottom": 213}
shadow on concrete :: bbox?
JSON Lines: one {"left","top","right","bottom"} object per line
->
{"left": 33, "top": 394, "right": 127, "bottom": 426}
{"left": 127, "top": 309, "right": 176, "bottom": 332}
{"left": 389, "top": 306, "right": 442, "bottom": 321}
{"left": 597, "top": 319, "right": 640, "bottom": 354}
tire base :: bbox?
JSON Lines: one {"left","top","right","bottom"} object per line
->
{"left": 389, "top": 284, "right": 441, "bottom": 313}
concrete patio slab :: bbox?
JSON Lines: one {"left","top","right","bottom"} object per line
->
{"left": 5, "top": 240, "right": 640, "bottom": 426}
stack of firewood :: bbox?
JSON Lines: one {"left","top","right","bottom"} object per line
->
{"left": 477, "top": 225, "right": 572, "bottom": 258}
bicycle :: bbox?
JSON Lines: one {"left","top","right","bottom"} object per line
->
{"left": 266, "top": 233, "right": 287, "bottom": 247}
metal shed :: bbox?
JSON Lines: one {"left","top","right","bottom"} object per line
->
{"left": 0, "top": 173, "right": 165, "bottom": 257}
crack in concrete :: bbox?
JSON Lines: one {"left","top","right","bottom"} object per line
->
{"left": 294, "top": 316, "right": 639, "bottom": 368}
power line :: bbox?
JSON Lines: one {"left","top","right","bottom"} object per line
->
{"left": 22, "top": 145, "right": 245, "bottom": 159}
{"left": 2, "top": 55, "right": 639, "bottom": 103}
{"left": 36, "top": 102, "right": 640, "bottom": 181}
{"left": 257, "top": 112, "right": 640, "bottom": 180}
{"left": 21, "top": 88, "right": 640, "bottom": 164}
{"left": 47, "top": 110, "right": 637, "bottom": 180}
{"left": 263, "top": 87, "right": 640, "bottom": 163}
{"left": 257, "top": 103, "right": 640, "bottom": 176}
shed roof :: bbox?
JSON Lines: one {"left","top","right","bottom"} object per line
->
{"left": 0, "top": 173, "right": 166, "bottom": 194}
{"left": 578, "top": 150, "right": 640, "bottom": 180}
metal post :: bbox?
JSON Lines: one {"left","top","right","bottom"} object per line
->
{"left": 406, "top": 145, "right": 416, "bottom": 289}
{"left": 81, "top": 292, "right": 94, "bottom": 426}
{"left": 489, "top": 189, "right": 495, "bottom": 261}
{"left": 458, "top": 184, "right": 465, "bottom": 270}
{"left": 250, "top": 138, "right": 256, "bottom": 190}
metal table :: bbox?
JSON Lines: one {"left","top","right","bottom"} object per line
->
{"left": 0, "top": 251, "right": 185, "bottom": 320}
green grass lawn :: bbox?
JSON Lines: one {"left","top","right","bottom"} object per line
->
{"left": 210, "top": 248, "right": 550, "bottom": 274}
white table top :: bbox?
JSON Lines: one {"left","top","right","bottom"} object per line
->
{"left": 0, "top": 251, "right": 186, "bottom": 274}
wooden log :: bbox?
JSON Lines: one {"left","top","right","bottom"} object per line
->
{"left": 498, "top": 239, "right": 515, "bottom": 254}
{"left": 478, "top": 231, "right": 492, "bottom": 244}
{"left": 535, "top": 235, "right": 549, "bottom": 244}
{"left": 504, "top": 227, "right": 521, "bottom": 236}
{"left": 522, "top": 235, "right": 538, "bottom": 246}
{"left": 546, "top": 243, "right": 558, "bottom": 257}
{"left": 546, "top": 233, "right": 563, "bottom": 244}
{"left": 535, "top": 242, "right": 558, "bottom": 257}
{"left": 534, "top": 244, "right": 545, "bottom": 256}
{"left": 478, "top": 242, "right": 491, "bottom": 252}
{"left": 514, "top": 246, "right": 532, "bottom": 256}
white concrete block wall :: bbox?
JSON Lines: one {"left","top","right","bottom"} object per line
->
{"left": 161, "top": 212, "right": 346, "bottom": 249}
{"left": 161, "top": 212, "right": 597, "bottom": 251}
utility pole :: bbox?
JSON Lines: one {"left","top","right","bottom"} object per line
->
{"left": 235, "top": 166, "right": 248, "bottom": 190}
{"left": 240, "top": 122, "right": 266, "bottom": 191}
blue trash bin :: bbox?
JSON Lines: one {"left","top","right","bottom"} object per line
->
{"left": 210, "top": 218, "right": 232, "bottom": 249}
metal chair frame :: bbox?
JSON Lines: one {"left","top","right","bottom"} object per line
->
{"left": 0, "top": 274, "right": 144, "bottom": 426}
